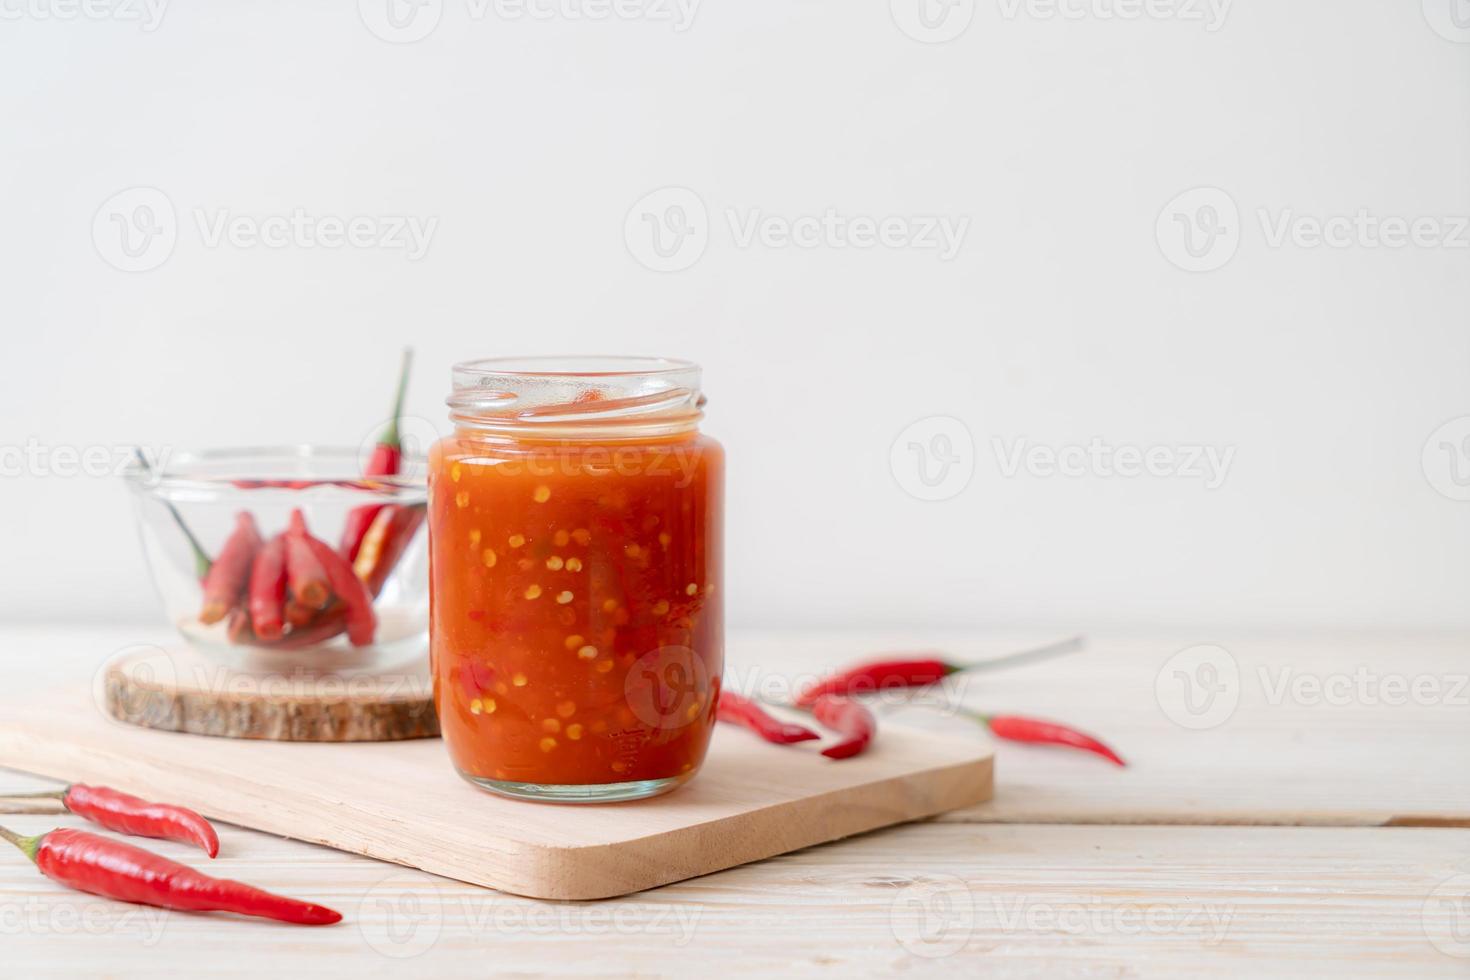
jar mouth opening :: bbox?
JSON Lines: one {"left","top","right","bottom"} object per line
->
{"left": 453, "top": 355, "right": 697, "bottom": 379}
{"left": 447, "top": 355, "right": 704, "bottom": 437}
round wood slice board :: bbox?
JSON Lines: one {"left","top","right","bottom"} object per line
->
{"left": 103, "top": 645, "right": 439, "bottom": 742}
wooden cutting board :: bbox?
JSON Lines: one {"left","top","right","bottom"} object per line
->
{"left": 0, "top": 687, "right": 992, "bottom": 900}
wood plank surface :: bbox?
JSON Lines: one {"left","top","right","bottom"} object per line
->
{"left": 1, "top": 625, "right": 1466, "bottom": 976}
{"left": 0, "top": 811, "right": 1461, "bottom": 978}
{"left": 729, "top": 629, "right": 1470, "bottom": 826}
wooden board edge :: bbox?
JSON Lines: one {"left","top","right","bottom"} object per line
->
{"left": 452, "top": 752, "right": 996, "bottom": 900}
{"left": 0, "top": 715, "right": 995, "bottom": 902}
{"left": 103, "top": 667, "right": 440, "bottom": 742}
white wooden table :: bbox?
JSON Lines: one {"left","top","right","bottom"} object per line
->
{"left": 1, "top": 626, "right": 1466, "bottom": 977}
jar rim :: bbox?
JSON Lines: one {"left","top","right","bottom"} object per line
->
{"left": 447, "top": 355, "right": 704, "bottom": 438}
{"left": 452, "top": 355, "right": 697, "bottom": 379}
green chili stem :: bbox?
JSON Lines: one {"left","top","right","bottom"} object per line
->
{"left": 380, "top": 348, "right": 413, "bottom": 449}
{"left": 134, "top": 448, "right": 212, "bottom": 578}
{"left": 0, "top": 824, "right": 41, "bottom": 862}
{"left": 956, "top": 635, "right": 1085, "bottom": 674}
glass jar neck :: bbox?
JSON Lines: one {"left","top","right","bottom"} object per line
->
{"left": 447, "top": 356, "right": 704, "bottom": 443}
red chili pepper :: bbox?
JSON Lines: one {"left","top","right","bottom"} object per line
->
{"left": 285, "top": 510, "right": 331, "bottom": 611}
{"left": 199, "top": 512, "right": 262, "bottom": 625}
{"left": 810, "top": 694, "right": 876, "bottom": 760}
{"left": 264, "top": 604, "right": 347, "bottom": 650}
{"left": 226, "top": 604, "right": 254, "bottom": 645}
{"left": 228, "top": 479, "right": 318, "bottom": 490}
{"left": 340, "top": 349, "right": 412, "bottom": 562}
{"left": 794, "top": 636, "right": 1086, "bottom": 706}
{"left": 0, "top": 826, "right": 340, "bottom": 926}
{"left": 717, "top": 691, "right": 820, "bottom": 745}
{"left": 290, "top": 514, "right": 376, "bottom": 647}
{"left": 976, "top": 713, "right": 1126, "bottom": 766}
{"left": 352, "top": 503, "right": 426, "bottom": 597}
{"left": 284, "top": 596, "right": 317, "bottom": 628}
{"left": 796, "top": 657, "right": 956, "bottom": 706}
{"left": 247, "top": 534, "right": 289, "bottom": 641}
{"left": 0, "top": 785, "right": 220, "bottom": 857}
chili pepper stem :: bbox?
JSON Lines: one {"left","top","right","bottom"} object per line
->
{"left": 0, "top": 824, "right": 41, "bottom": 862}
{"left": 379, "top": 348, "right": 413, "bottom": 449}
{"left": 134, "top": 448, "right": 212, "bottom": 579}
{"left": 954, "top": 634, "right": 1086, "bottom": 675}
{"left": 0, "top": 790, "right": 66, "bottom": 801}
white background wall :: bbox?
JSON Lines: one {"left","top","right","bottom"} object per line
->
{"left": 2, "top": 1, "right": 1467, "bottom": 629}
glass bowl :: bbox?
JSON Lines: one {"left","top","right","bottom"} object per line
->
{"left": 123, "top": 446, "right": 428, "bottom": 675}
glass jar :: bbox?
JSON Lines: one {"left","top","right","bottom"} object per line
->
{"left": 428, "top": 357, "right": 724, "bottom": 803}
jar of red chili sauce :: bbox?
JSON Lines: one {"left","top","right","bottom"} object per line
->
{"left": 429, "top": 357, "right": 724, "bottom": 802}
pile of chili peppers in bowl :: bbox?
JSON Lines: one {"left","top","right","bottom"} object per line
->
{"left": 124, "top": 354, "right": 429, "bottom": 673}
